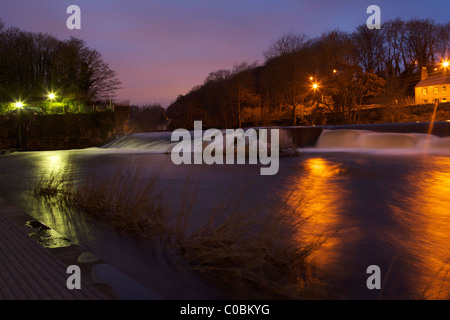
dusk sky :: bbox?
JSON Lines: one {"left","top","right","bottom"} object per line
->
{"left": 1, "top": 0, "right": 449, "bottom": 107}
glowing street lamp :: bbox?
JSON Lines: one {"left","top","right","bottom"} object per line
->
{"left": 47, "top": 92, "right": 57, "bottom": 111}
{"left": 15, "top": 101, "right": 24, "bottom": 149}
{"left": 442, "top": 60, "right": 450, "bottom": 75}
{"left": 312, "top": 83, "right": 319, "bottom": 90}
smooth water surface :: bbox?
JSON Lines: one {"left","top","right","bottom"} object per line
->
{"left": 1, "top": 128, "right": 449, "bottom": 299}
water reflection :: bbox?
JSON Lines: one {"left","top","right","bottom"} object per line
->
{"left": 40, "top": 152, "right": 70, "bottom": 174}
{"left": 391, "top": 157, "right": 450, "bottom": 299}
{"left": 279, "top": 157, "right": 354, "bottom": 297}
{"left": 4, "top": 146, "right": 450, "bottom": 299}
{"left": 17, "top": 150, "right": 99, "bottom": 247}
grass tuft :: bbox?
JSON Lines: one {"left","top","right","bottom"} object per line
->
{"left": 166, "top": 189, "right": 324, "bottom": 299}
{"left": 35, "top": 169, "right": 324, "bottom": 298}
{"left": 34, "top": 169, "right": 166, "bottom": 236}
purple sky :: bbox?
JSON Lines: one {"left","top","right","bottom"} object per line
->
{"left": 1, "top": 0, "right": 449, "bottom": 106}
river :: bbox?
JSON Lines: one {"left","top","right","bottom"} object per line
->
{"left": 0, "top": 123, "right": 449, "bottom": 300}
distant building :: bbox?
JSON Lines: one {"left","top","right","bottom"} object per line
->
{"left": 415, "top": 67, "right": 450, "bottom": 104}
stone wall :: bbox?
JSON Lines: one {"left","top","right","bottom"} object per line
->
{"left": 0, "top": 111, "right": 117, "bottom": 151}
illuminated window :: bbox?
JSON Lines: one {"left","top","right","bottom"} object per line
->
{"left": 423, "top": 88, "right": 428, "bottom": 95}
{"left": 435, "top": 86, "right": 439, "bottom": 94}
{"left": 443, "top": 98, "right": 447, "bottom": 102}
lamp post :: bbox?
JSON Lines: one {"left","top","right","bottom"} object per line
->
{"left": 15, "top": 102, "right": 23, "bottom": 149}
{"left": 312, "top": 82, "right": 323, "bottom": 111}
{"left": 312, "top": 82, "right": 319, "bottom": 100}
{"left": 48, "top": 93, "right": 56, "bottom": 112}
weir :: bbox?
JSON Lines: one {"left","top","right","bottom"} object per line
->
{"left": 101, "top": 121, "right": 450, "bottom": 152}
{"left": 262, "top": 126, "right": 323, "bottom": 148}
{"left": 102, "top": 126, "right": 324, "bottom": 152}
{"left": 315, "top": 121, "right": 450, "bottom": 150}
{"left": 321, "top": 121, "right": 450, "bottom": 138}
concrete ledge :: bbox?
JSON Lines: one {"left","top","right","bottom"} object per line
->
{"left": 321, "top": 121, "right": 450, "bottom": 137}
{"left": 251, "top": 126, "right": 323, "bottom": 148}
{"left": 0, "top": 197, "right": 113, "bottom": 300}
{"left": 0, "top": 196, "right": 166, "bottom": 300}
{"left": 280, "top": 126, "right": 323, "bottom": 147}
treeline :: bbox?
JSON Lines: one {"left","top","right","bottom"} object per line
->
{"left": 0, "top": 19, "right": 121, "bottom": 113}
{"left": 167, "top": 18, "right": 450, "bottom": 128}
{"left": 125, "top": 104, "right": 168, "bottom": 132}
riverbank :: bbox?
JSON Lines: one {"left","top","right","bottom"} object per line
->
{"left": 0, "top": 196, "right": 111, "bottom": 299}
{"left": 0, "top": 111, "right": 118, "bottom": 151}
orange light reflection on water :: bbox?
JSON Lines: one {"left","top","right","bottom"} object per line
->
{"left": 280, "top": 158, "right": 354, "bottom": 292}
{"left": 392, "top": 157, "right": 450, "bottom": 299}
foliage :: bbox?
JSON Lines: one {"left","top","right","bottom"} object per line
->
{"left": 125, "top": 104, "right": 168, "bottom": 132}
{"left": 0, "top": 20, "right": 121, "bottom": 106}
{"left": 167, "top": 18, "right": 449, "bottom": 128}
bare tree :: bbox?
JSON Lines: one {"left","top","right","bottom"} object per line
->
{"left": 309, "top": 30, "right": 354, "bottom": 75}
{"left": 0, "top": 25, "right": 120, "bottom": 108}
{"left": 127, "top": 104, "right": 167, "bottom": 132}
{"left": 263, "top": 32, "right": 308, "bottom": 61}
{"left": 382, "top": 19, "right": 405, "bottom": 77}
{"left": 437, "top": 22, "right": 450, "bottom": 60}
{"left": 262, "top": 51, "right": 313, "bottom": 126}
{"left": 229, "top": 62, "right": 259, "bottom": 127}
{"left": 352, "top": 24, "right": 385, "bottom": 73}
{"left": 55, "top": 37, "right": 121, "bottom": 103}
{"left": 204, "top": 69, "right": 231, "bottom": 84}
{"left": 402, "top": 19, "right": 440, "bottom": 69}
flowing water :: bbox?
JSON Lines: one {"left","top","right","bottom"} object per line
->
{"left": 1, "top": 123, "right": 450, "bottom": 299}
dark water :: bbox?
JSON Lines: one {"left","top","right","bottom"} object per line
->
{"left": 0, "top": 127, "right": 449, "bottom": 300}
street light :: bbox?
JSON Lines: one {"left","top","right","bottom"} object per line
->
{"left": 311, "top": 83, "right": 323, "bottom": 106}
{"left": 443, "top": 60, "right": 450, "bottom": 75}
{"left": 47, "top": 92, "right": 57, "bottom": 112}
{"left": 15, "top": 101, "right": 24, "bottom": 149}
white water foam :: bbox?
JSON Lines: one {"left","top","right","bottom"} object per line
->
{"left": 309, "top": 129, "right": 450, "bottom": 155}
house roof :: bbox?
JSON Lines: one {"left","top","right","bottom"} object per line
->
{"left": 416, "top": 74, "right": 450, "bottom": 87}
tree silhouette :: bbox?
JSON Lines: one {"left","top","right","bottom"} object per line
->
{"left": 0, "top": 22, "right": 120, "bottom": 110}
